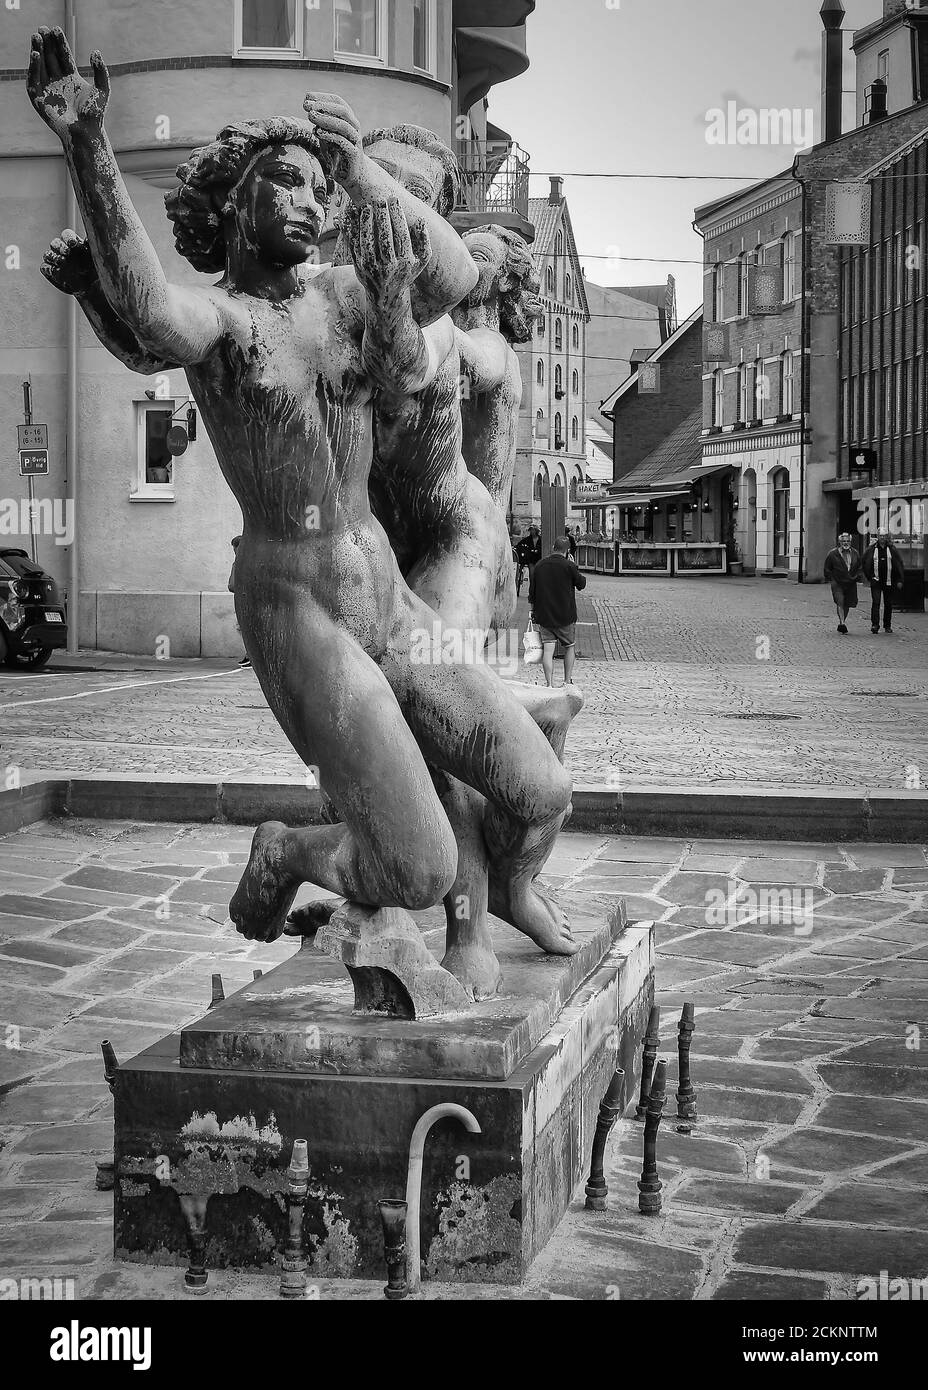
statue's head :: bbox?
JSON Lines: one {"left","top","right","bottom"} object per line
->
{"left": 363, "top": 124, "right": 461, "bottom": 216}
{"left": 166, "top": 118, "right": 335, "bottom": 273}
{"left": 332, "top": 124, "right": 460, "bottom": 265}
{"left": 460, "top": 225, "right": 543, "bottom": 343}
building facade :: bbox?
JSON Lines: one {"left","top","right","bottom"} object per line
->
{"left": 694, "top": 172, "right": 805, "bottom": 576}
{"left": 581, "top": 277, "right": 673, "bottom": 432}
{"left": 0, "top": 0, "right": 536, "bottom": 655}
{"left": 510, "top": 178, "right": 590, "bottom": 531}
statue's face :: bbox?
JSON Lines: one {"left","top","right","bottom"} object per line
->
{"left": 233, "top": 143, "right": 328, "bottom": 265}
{"left": 463, "top": 229, "right": 509, "bottom": 303}
{"left": 364, "top": 138, "right": 446, "bottom": 209}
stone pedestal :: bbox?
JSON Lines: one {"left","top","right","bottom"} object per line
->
{"left": 113, "top": 906, "right": 653, "bottom": 1285}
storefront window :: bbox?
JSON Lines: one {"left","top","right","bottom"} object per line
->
{"left": 335, "top": 0, "right": 385, "bottom": 62}
{"left": 236, "top": 0, "right": 300, "bottom": 54}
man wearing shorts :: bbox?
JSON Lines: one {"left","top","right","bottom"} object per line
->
{"left": 529, "top": 535, "right": 587, "bottom": 687}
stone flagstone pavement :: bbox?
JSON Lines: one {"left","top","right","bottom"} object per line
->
{"left": 0, "top": 817, "right": 926, "bottom": 1299}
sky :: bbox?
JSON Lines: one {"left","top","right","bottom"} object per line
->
{"left": 490, "top": 0, "right": 880, "bottom": 319}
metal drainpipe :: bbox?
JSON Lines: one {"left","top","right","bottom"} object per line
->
{"left": 793, "top": 158, "right": 808, "bottom": 585}
{"left": 65, "top": 0, "right": 79, "bottom": 651}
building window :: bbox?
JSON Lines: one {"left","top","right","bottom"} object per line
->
{"left": 535, "top": 408, "right": 545, "bottom": 440}
{"left": 234, "top": 0, "right": 302, "bottom": 56}
{"left": 883, "top": 365, "right": 892, "bottom": 435}
{"left": 572, "top": 323, "right": 580, "bottom": 349}
{"left": 894, "top": 232, "right": 903, "bottom": 307}
{"left": 862, "top": 248, "right": 871, "bottom": 320}
{"left": 412, "top": 0, "right": 435, "bottom": 74}
{"left": 906, "top": 359, "right": 916, "bottom": 433}
{"left": 738, "top": 253, "right": 750, "bottom": 317}
{"left": 883, "top": 239, "right": 892, "bottom": 310}
{"left": 713, "top": 262, "right": 725, "bottom": 321}
{"left": 135, "top": 400, "right": 176, "bottom": 498}
{"left": 862, "top": 371, "right": 871, "bottom": 439}
{"left": 712, "top": 369, "right": 724, "bottom": 427}
{"left": 572, "top": 368, "right": 579, "bottom": 394}
{"left": 537, "top": 318, "right": 545, "bottom": 338}
{"left": 546, "top": 266, "right": 555, "bottom": 293}
{"left": 565, "top": 272, "right": 572, "bottom": 302}
{"left": 782, "top": 232, "right": 797, "bottom": 302}
{"left": 878, "top": 49, "right": 889, "bottom": 85}
{"left": 894, "top": 362, "right": 903, "bottom": 432}
{"left": 555, "top": 231, "right": 563, "bottom": 257}
{"left": 872, "top": 369, "right": 881, "bottom": 439}
{"left": 536, "top": 360, "right": 544, "bottom": 386}
{"left": 555, "top": 319, "right": 563, "bottom": 352}
{"left": 554, "top": 364, "right": 563, "bottom": 396}
{"left": 779, "top": 352, "right": 794, "bottom": 415}
{"left": 554, "top": 412, "right": 563, "bottom": 447}
{"left": 335, "top": 0, "right": 386, "bottom": 64}
{"left": 572, "top": 416, "right": 579, "bottom": 441}
{"left": 907, "top": 224, "right": 921, "bottom": 302}
{"left": 754, "top": 359, "right": 767, "bottom": 416}
{"left": 739, "top": 363, "right": 755, "bottom": 423}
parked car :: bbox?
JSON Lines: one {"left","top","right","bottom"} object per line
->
{"left": 0, "top": 549, "right": 67, "bottom": 668}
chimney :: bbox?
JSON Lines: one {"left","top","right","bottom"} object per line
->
{"left": 820, "top": 0, "right": 845, "bottom": 144}
{"left": 549, "top": 175, "right": 564, "bottom": 205}
{"left": 865, "top": 78, "right": 889, "bottom": 123}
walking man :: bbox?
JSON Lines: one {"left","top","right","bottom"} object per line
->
{"left": 564, "top": 525, "right": 577, "bottom": 560}
{"left": 823, "top": 531, "right": 862, "bottom": 634}
{"left": 517, "top": 523, "right": 542, "bottom": 584}
{"left": 529, "top": 535, "right": 586, "bottom": 686}
{"left": 862, "top": 528, "right": 904, "bottom": 634}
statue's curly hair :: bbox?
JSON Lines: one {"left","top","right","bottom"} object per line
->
{"left": 164, "top": 118, "right": 335, "bottom": 273}
{"left": 465, "top": 224, "right": 544, "bottom": 344}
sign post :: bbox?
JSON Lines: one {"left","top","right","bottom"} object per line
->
{"left": 19, "top": 382, "right": 45, "bottom": 564}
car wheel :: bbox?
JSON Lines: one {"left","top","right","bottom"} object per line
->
{"left": 5, "top": 646, "right": 53, "bottom": 670}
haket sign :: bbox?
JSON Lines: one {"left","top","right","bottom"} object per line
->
{"left": 17, "top": 424, "right": 48, "bottom": 450}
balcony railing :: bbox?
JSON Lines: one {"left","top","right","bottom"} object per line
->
{"left": 457, "top": 142, "right": 530, "bottom": 224}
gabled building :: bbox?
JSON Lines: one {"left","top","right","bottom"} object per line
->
{"left": 511, "top": 177, "right": 591, "bottom": 530}
{"left": 582, "top": 277, "right": 674, "bottom": 432}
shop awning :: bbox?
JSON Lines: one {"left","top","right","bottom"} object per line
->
{"left": 608, "top": 488, "right": 691, "bottom": 505}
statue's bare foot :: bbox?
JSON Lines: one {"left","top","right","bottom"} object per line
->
{"left": 441, "top": 943, "right": 502, "bottom": 1001}
{"left": 489, "top": 876, "right": 579, "bottom": 956}
{"left": 230, "top": 821, "right": 301, "bottom": 943}
{"left": 284, "top": 899, "right": 339, "bottom": 939}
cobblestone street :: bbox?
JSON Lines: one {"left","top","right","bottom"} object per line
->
{"left": 0, "top": 577, "right": 925, "bottom": 791}
{"left": 0, "top": 819, "right": 925, "bottom": 1300}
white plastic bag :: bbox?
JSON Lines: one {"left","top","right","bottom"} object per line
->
{"left": 523, "top": 618, "right": 543, "bottom": 665}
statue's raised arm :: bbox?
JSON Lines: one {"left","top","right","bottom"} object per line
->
{"left": 27, "top": 27, "right": 223, "bottom": 365}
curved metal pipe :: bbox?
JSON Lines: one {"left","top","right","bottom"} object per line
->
{"left": 405, "top": 1103, "right": 481, "bottom": 1295}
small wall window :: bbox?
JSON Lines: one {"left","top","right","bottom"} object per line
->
{"left": 537, "top": 360, "right": 544, "bottom": 386}
{"left": 565, "top": 272, "right": 572, "bottom": 301}
{"left": 535, "top": 408, "right": 545, "bottom": 439}
{"left": 554, "top": 364, "right": 563, "bottom": 395}
{"left": 572, "top": 323, "right": 580, "bottom": 349}
{"left": 234, "top": 0, "right": 302, "bottom": 57}
{"left": 712, "top": 369, "right": 724, "bottom": 427}
{"left": 546, "top": 265, "right": 555, "bottom": 293}
{"left": 537, "top": 318, "right": 545, "bottom": 338}
{"left": 572, "top": 369, "right": 579, "bottom": 394}
{"left": 335, "top": 0, "right": 387, "bottom": 64}
{"left": 412, "top": 0, "right": 436, "bottom": 74}
{"left": 782, "top": 231, "right": 797, "bottom": 302}
{"left": 779, "top": 351, "right": 794, "bottom": 415}
{"left": 134, "top": 400, "right": 176, "bottom": 499}
{"left": 571, "top": 416, "right": 579, "bottom": 441}
{"left": 554, "top": 319, "right": 563, "bottom": 351}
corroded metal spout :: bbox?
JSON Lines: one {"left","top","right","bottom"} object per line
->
{"left": 209, "top": 974, "right": 224, "bottom": 1009}
{"left": 96, "top": 1040, "right": 119, "bottom": 1191}
{"left": 634, "top": 1006, "right": 660, "bottom": 1120}
{"left": 637, "top": 1059, "right": 667, "bottom": 1216}
{"left": 584, "top": 1068, "right": 625, "bottom": 1210}
{"left": 280, "top": 1139, "right": 310, "bottom": 1299}
{"left": 676, "top": 1002, "right": 697, "bottom": 1128}
{"left": 379, "top": 1199, "right": 409, "bottom": 1300}
{"left": 405, "top": 1103, "right": 481, "bottom": 1295}
{"left": 179, "top": 1194, "right": 210, "bottom": 1292}
{"left": 101, "top": 1039, "right": 119, "bottom": 1093}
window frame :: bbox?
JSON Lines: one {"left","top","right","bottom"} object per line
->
{"left": 572, "top": 323, "right": 580, "bottom": 349}
{"left": 779, "top": 351, "right": 794, "bottom": 415}
{"left": 554, "top": 318, "right": 563, "bottom": 352}
{"left": 411, "top": 0, "right": 437, "bottom": 76}
{"left": 334, "top": 0, "right": 389, "bottom": 67}
{"left": 712, "top": 368, "right": 724, "bottom": 427}
{"left": 233, "top": 0, "right": 303, "bottom": 60}
{"left": 132, "top": 399, "right": 177, "bottom": 502}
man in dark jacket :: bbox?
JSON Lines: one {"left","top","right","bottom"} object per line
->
{"left": 529, "top": 536, "right": 587, "bottom": 686}
{"left": 862, "top": 528, "right": 905, "bottom": 633}
{"left": 823, "top": 532, "right": 862, "bottom": 634}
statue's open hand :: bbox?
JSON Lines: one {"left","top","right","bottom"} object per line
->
{"left": 353, "top": 198, "right": 431, "bottom": 306}
{"left": 41, "top": 230, "right": 97, "bottom": 297}
{"left": 302, "top": 91, "right": 362, "bottom": 183}
{"left": 27, "top": 28, "right": 109, "bottom": 138}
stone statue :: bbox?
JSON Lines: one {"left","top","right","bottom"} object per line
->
{"left": 30, "top": 28, "right": 576, "bottom": 1009}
